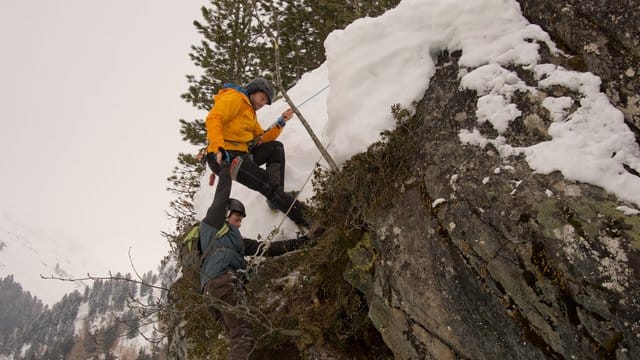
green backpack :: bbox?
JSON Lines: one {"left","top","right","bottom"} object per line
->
{"left": 179, "top": 222, "right": 202, "bottom": 270}
{"left": 178, "top": 221, "right": 231, "bottom": 271}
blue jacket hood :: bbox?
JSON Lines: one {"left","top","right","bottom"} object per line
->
{"left": 222, "top": 83, "right": 249, "bottom": 97}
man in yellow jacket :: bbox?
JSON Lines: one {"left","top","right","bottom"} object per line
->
{"left": 205, "top": 78, "right": 309, "bottom": 227}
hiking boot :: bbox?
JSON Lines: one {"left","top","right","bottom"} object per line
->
{"left": 266, "top": 190, "right": 299, "bottom": 211}
{"left": 266, "top": 197, "right": 278, "bottom": 212}
{"left": 266, "top": 190, "right": 308, "bottom": 227}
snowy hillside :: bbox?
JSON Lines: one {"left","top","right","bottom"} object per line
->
{"left": 0, "top": 254, "right": 178, "bottom": 359}
{"left": 0, "top": 213, "right": 85, "bottom": 305}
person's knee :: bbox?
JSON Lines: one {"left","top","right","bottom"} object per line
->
{"left": 235, "top": 166, "right": 275, "bottom": 197}
{"left": 271, "top": 141, "right": 285, "bottom": 162}
{"left": 273, "top": 140, "right": 284, "bottom": 153}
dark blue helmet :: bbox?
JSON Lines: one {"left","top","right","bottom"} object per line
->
{"left": 246, "top": 78, "right": 275, "bottom": 105}
{"left": 227, "top": 198, "right": 246, "bottom": 218}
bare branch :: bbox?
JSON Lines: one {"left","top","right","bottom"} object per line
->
{"left": 127, "top": 247, "right": 145, "bottom": 283}
{"left": 40, "top": 273, "right": 169, "bottom": 292}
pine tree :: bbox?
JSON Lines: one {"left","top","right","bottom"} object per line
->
{"left": 182, "top": 0, "right": 266, "bottom": 112}
{"left": 257, "top": 0, "right": 402, "bottom": 88}
{"left": 0, "top": 275, "right": 45, "bottom": 355}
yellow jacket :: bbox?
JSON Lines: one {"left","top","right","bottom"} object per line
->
{"left": 205, "top": 88, "right": 283, "bottom": 154}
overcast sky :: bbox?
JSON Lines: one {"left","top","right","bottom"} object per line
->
{"left": 0, "top": 0, "right": 207, "bottom": 277}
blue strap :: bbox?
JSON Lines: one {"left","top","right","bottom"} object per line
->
{"left": 222, "top": 82, "right": 249, "bottom": 97}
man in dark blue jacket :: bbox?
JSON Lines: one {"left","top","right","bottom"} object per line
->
{"left": 200, "top": 159, "right": 309, "bottom": 360}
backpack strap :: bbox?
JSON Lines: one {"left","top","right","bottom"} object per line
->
{"left": 182, "top": 224, "right": 201, "bottom": 252}
{"left": 215, "top": 223, "right": 230, "bottom": 239}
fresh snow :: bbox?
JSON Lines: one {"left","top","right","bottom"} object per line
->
{"left": 194, "top": 0, "right": 640, "bottom": 246}
{"left": 73, "top": 301, "right": 90, "bottom": 336}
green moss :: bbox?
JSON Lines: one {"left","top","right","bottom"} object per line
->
{"left": 565, "top": 199, "right": 604, "bottom": 237}
{"left": 309, "top": 103, "right": 421, "bottom": 232}
{"left": 535, "top": 197, "right": 640, "bottom": 249}
{"left": 591, "top": 201, "right": 640, "bottom": 249}
{"left": 343, "top": 266, "right": 374, "bottom": 295}
{"left": 535, "top": 199, "right": 564, "bottom": 238}
{"left": 347, "top": 232, "right": 377, "bottom": 272}
{"left": 624, "top": 218, "right": 640, "bottom": 249}
{"left": 567, "top": 199, "right": 640, "bottom": 249}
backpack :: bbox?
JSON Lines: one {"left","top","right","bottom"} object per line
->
{"left": 179, "top": 222, "right": 202, "bottom": 269}
{"left": 178, "top": 221, "right": 231, "bottom": 272}
{"left": 176, "top": 221, "right": 232, "bottom": 291}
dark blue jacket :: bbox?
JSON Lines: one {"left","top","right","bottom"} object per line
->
{"left": 199, "top": 162, "right": 310, "bottom": 290}
{"left": 199, "top": 221, "right": 246, "bottom": 289}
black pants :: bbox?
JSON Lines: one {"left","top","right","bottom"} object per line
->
{"left": 207, "top": 141, "right": 309, "bottom": 227}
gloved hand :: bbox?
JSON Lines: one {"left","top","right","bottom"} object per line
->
{"left": 215, "top": 149, "right": 231, "bottom": 164}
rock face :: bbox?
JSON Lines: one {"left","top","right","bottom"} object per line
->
{"left": 516, "top": 0, "right": 640, "bottom": 136}
{"left": 344, "top": 23, "right": 640, "bottom": 360}
{"left": 339, "top": 2, "right": 640, "bottom": 358}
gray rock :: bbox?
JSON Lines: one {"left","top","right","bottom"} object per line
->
{"left": 346, "top": 44, "right": 639, "bottom": 358}
{"left": 516, "top": 0, "right": 640, "bottom": 136}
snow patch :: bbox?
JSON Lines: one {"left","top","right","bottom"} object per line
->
{"left": 74, "top": 301, "right": 89, "bottom": 336}
{"left": 616, "top": 206, "right": 640, "bottom": 216}
{"left": 459, "top": 63, "right": 640, "bottom": 208}
{"left": 432, "top": 198, "right": 447, "bottom": 208}
{"left": 542, "top": 96, "right": 574, "bottom": 122}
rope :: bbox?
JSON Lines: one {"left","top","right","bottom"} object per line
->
{"left": 257, "top": 83, "right": 331, "bottom": 239}
{"left": 249, "top": 151, "right": 326, "bottom": 268}
{"left": 295, "top": 84, "right": 330, "bottom": 108}
{"left": 246, "top": 84, "right": 332, "bottom": 270}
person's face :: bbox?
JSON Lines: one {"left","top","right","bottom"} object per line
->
{"left": 227, "top": 212, "right": 244, "bottom": 228}
{"left": 249, "top": 91, "right": 269, "bottom": 111}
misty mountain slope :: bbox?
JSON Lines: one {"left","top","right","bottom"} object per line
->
{"left": 0, "top": 256, "right": 179, "bottom": 360}
{"left": 0, "top": 214, "right": 84, "bottom": 305}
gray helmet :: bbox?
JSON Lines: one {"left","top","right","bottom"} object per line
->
{"left": 227, "top": 198, "right": 246, "bottom": 218}
{"left": 246, "top": 78, "right": 275, "bottom": 105}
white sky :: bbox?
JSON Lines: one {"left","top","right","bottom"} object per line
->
{"left": 0, "top": 0, "right": 206, "bottom": 302}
